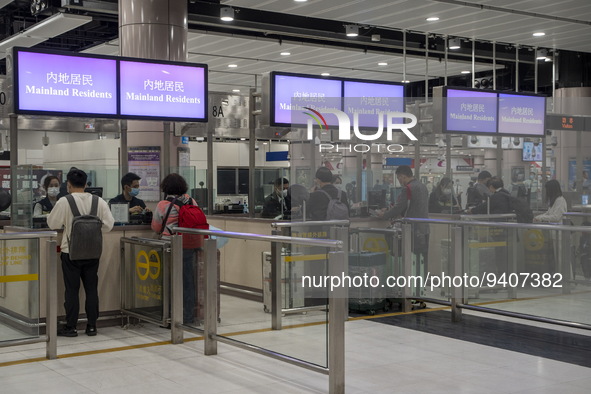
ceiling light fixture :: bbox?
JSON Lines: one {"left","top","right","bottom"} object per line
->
{"left": 321, "top": 72, "right": 330, "bottom": 76}
{"left": 536, "top": 48, "right": 549, "bottom": 61}
{"left": 345, "top": 25, "right": 359, "bottom": 37}
{"left": 220, "top": 7, "right": 234, "bottom": 22}
{"left": 533, "top": 32, "right": 546, "bottom": 37}
{"left": 401, "top": 80, "right": 410, "bottom": 83}
{"left": 378, "top": 62, "right": 388, "bottom": 66}
{"left": 294, "top": 0, "right": 308, "bottom": 2}
{"left": 280, "top": 51, "right": 291, "bottom": 56}
{"left": 232, "top": 89, "right": 240, "bottom": 92}
{"left": 228, "top": 64, "right": 238, "bottom": 68}
{"left": 426, "top": 17, "right": 440, "bottom": 21}
{"left": 448, "top": 38, "right": 461, "bottom": 50}
{"left": 460, "top": 70, "right": 471, "bottom": 74}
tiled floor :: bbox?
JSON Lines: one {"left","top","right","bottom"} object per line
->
{"left": 2, "top": 306, "right": 591, "bottom": 393}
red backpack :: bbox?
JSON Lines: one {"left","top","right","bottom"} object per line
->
{"left": 161, "top": 197, "right": 209, "bottom": 249}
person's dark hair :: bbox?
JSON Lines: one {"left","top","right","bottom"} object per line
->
{"left": 67, "top": 169, "right": 87, "bottom": 188}
{"left": 487, "top": 177, "right": 504, "bottom": 190}
{"left": 395, "top": 165, "right": 413, "bottom": 178}
{"left": 274, "top": 177, "right": 289, "bottom": 188}
{"left": 478, "top": 170, "right": 492, "bottom": 181}
{"left": 545, "top": 179, "right": 563, "bottom": 206}
{"left": 121, "top": 172, "right": 141, "bottom": 189}
{"left": 43, "top": 176, "right": 60, "bottom": 191}
{"left": 437, "top": 177, "right": 452, "bottom": 191}
{"left": 333, "top": 175, "right": 342, "bottom": 184}
{"left": 315, "top": 167, "right": 333, "bottom": 183}
{"left": 160, "top": 173, "right": 188, "bottom": 196}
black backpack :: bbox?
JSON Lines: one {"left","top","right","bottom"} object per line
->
{"left": 318, "top": 189, "right": 349, "bottom": 220}
{"left": 508, "top": 195, "right": 533, "bottom": 223}
{"left": 65, "top": 194, "right": 104, "bottom": 260}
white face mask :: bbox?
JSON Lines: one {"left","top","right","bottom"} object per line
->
{"left": 47, "top": 187, "right": 60, "bottom": 197}
{"left": 282, "top": 189, "right": 288, "bottom": 198}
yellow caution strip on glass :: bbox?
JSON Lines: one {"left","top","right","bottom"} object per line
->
{"left": 0, "top": 274, "right": 39, "bottom": 283}
{"left": 284, "top": 254, "right": 327, "bottom": 262}
{"left": 468, "top": 242, "right": 507, "bottom": 248}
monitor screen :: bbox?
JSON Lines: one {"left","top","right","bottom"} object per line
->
{"left": 444, "top": 88, "right": 497, "bottom": 134}
{"left": 522, "top": 141, "right": 543, "bottom": 161}
{"left": 119, "top": 60, "right": 207, "bottom": 121}
{"left": 15, "top": 49, "right": 118, "bottom": 117}
{"left": 271, "top": 72, "right": 342, "bottom": 127}
{"left": 343, "top": 81, "right": 404, "bottom": 128}
{"left": 498, "top": 93, "right": 546, "bottom": 136}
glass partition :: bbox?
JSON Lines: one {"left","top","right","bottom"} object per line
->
{"left": 0, "top": 238, "right": 40, "bottom": 342}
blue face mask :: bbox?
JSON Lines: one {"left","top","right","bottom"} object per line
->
{"left": 130, "top": 188, "right": 140, "bottom": 197}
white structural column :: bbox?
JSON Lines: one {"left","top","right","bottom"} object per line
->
{"left": 118, "top": 0, "right": 189, "bottom": 171}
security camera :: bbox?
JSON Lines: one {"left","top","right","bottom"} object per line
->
{"left": 254, "top": 145, "right": 260, "bottom": 151}
{"left": 42, "top": 135, "right": 49, "bottom": 146}
{"left": 196, "top": 137, "right": 204, "bottom": 143}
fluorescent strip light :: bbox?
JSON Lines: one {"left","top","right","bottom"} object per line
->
{"left": 0, "top": 13, "right": 92, "bottom": 59}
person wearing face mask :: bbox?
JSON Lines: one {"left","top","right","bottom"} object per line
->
{"left": 33, "top": 176, "right": 61, "bottom": 216}
{"left": 261, "top": 177, "right": 290, "bottom": 219}
{"left": 428, "top": 177, "right": 460, "bottom": 213}
{"left": 108, "top": 172, "right": 149, "bottom": 216}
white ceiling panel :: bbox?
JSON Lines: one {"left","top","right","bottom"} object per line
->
{"left": 223, "top": 0, "right": 591, "bottom": 53}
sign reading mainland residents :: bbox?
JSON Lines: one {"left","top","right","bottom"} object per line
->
{"left": 16, "top": 50, "right": 117, "bottom": 116}
{"left": 498, "top": 93, "right": 546, "bottom": 136}
{"left": 344, "top": 81, "right": 404, "bottom": 128}
{"left": 445, "top": 89, "right": 497, "bottom": 134}
{"left": 272, "top": 73, "right": 342, "bottom": 126}
{"left": 120, "top": 60, "right": 207, "bottom": 120}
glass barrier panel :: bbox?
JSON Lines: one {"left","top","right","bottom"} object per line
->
{"left": 0, "top": 238, "right": 40, "bottom": 342}
{"left": 189, "top": 228, "right": 330, "bottom": 368}
{"left": 121, "top": 241, "right": 168, "bottom": 325}
{"left": 11, "top": 165, "right": 35, "bottom": 228}
{"left": 419, "top": 222, "right": 452, "bottom": 302}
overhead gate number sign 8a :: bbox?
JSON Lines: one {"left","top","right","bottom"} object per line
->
{"left": 135, "top": 250, "right": 161, "bottom": 281}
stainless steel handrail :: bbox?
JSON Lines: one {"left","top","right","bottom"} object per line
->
{"left": 404, "top": 217, "right": 591, "bottom": 232}
{"left": 0, "top": 231, "right": 58, "bottom": 239}
{"left": 459, "top": 213, "right": 516, "bottom": 220}
{"left": 563, "top": 212, "right": 591, "bottom": 218}
{"left": 170, "top": 227, "right": 343, "bottom": 248}
{"left": 271, "top": 220, "right": 350, "bottom": 229}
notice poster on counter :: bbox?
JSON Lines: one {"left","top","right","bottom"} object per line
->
{"left": 272, "top": 72, "right": 342, "bottom": 127}
{"left": 16, "top": 50, "right": 117, "bottom": 116}
{"left": 119, "top": 60, "right": 207, "bottom": 121}
{"left": 445, "top": 89, "right": 497, "bottom": 134}
{"left": 344, "top": 81, "right": 404, "bottom": 128}
{"left": 128, "top": 147, "right": 161, "bottom": 202}
{"left": 498, "top": 94, "right": 546, "bottom": 136}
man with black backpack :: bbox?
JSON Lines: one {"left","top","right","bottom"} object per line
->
{"left": 308, "top": 167, "right": 349, "bottom": 221}
{"left": 47, "top": 168, "right": 114, "bottom": 337}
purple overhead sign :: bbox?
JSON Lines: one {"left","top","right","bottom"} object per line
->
{"left": 119, "top": 60, "right": 206, "bottom": 120}
{"left": 344, "top": 81, "right": 404, "bottom": 128}
{"left": 16, "top": 51, "right": 117, "bottom": 115}
{"left": 498, "top": 93, "right": 545, "bottom": 136}
{"left": 445, "top": 89, "right": 497, "bottom": 133}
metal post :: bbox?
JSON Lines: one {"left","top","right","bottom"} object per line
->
{"left": 170, "top": 235, "right": 183, "bottom": 344}
{"left": 401, "top": 224, "right": 413, "bottom": 312}
{"left": 560, "top": 229, "right": 572, "bottom": 295}
{"left": 163, "top": 121, "right": 171, "bottom": 177}
{"left": 204, "top": 238, "right": 218, "bottom": 355}
{"left": 507, "top": 228, "right": 518, "bottom": 299}
{"left": 248, "top": 89, "right": 256, "bottom": 218}
{"left": 333, "top": 226, "right": 349, "bottom": 321}
{"left": 119, "top": 119, "right": 128, "bottom": 176}
{"left": 450, "top": 226, "right": 463, "bottom": 322}
{"left": 271, "top": 230, "right": 282, "bottom": 330}
{"left": 328, "top": 250, "right": 345, "bottom": 394}
{"left": 207, "top": 128, "right": 214, "bottom": 215}
{"left": 46, "top": 239, "right": 57, "bottom": 360}
{"left": 9, "top": 114, "right": 18, "bottom": 219}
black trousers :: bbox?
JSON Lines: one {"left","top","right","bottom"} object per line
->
{"left": 61, "top": 253, "right": 100, "bottom": 328}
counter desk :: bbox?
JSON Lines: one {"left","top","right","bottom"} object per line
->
{"left": 3, "top": 224, "right": 156, "bottom": 322}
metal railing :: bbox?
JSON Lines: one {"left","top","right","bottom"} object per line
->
{"left": 170, "top": 227, "right": 345, "bottom": 394}
{"left": 0, "top": 232, "right": 57, "bottom": 360}
{"left": 404, "top": 217, "right": 591, "bottom": 330}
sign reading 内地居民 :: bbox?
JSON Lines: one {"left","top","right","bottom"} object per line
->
{"left": 15, "top": 50, "right": 117, "bottom": 116}
{"left": 444, "top": 88, "right": 497, "bottom": 134}
{"left": 119, "top": 60, "right": 207, "bottom": 121}
{"left": 343, "top": 81, "right": 404, "bottom": 129}
{"left": 498, "top": 93, "right": 546, "bottom": 136}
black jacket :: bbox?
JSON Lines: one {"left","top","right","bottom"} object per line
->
{"left": 261, "top": 192, "right": 290, "bottom": 219}
{"left": 308, "top": 184, "right": 349, "bottom": 221}
{"left": 471, "top": 188, "right": 511, "bottom": 215}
